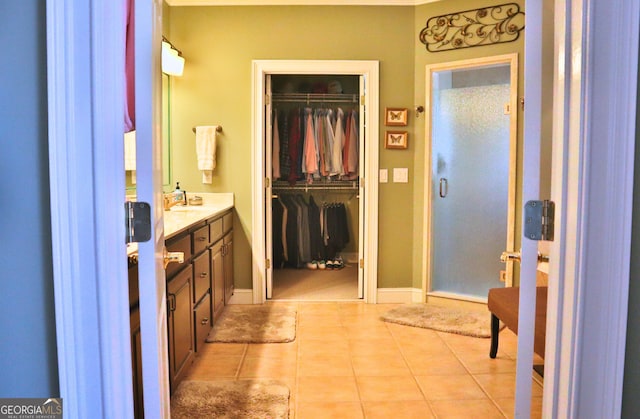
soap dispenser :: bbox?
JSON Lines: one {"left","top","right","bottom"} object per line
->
{"left": 174, "top": 182, "right": 187, "bottom": 205}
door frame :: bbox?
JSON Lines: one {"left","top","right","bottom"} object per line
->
{"left": 543, "top": 0, "right": 639, "bottom": 416}
{"left": 46, "top": 0, "right": 135, "bottom": 417}
{"left": 422, "top": 53, "right": 519, "bottom": 302}
{"left": 251, "top": 60, "right": 380, "bottom": 304}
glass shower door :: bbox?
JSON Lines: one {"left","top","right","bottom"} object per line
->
{"left": 428, "top": 58, "right": 516, "bottom": 300}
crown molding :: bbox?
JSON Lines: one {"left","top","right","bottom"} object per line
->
{"left": 165, "top": 0, "right": 440, "bottom": 6}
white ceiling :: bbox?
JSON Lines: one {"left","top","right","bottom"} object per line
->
{"left": 166, "top": 0, "right": 440, "bottom": 6}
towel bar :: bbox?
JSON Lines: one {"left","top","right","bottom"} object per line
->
{"left": 192, "top": 126, "right": 222, "bottom": 133}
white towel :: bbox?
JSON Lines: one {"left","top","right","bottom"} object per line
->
{"left": 195, "top": 126, "right": 218, "bottom": 184}
{"left": 124, "top": 130, "right": 136, "bottom": 184}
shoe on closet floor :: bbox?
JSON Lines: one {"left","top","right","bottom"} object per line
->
{"left": 306, "top": 261, "right": 318, "bottom": 270}
{"left": 333, "top": 257, "right": 344, "bottom": 269}
{"left": 326, "top": 260, "right": 335, "bottom": 269}
{"left": 317, "top": 260, "right": 327, "bottom": 270}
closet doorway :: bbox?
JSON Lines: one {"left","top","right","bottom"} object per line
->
{"left": 251, "top": 60, "right": 379, "bottom": 303}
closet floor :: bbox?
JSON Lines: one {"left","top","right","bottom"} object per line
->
{"left": 272, "top": 264, "right": 359, "bottom": 300}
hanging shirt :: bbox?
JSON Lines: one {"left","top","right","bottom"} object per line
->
{"left": 331, "top": 108, "right": 345, "bottom": 176}
{"left": 288, "top": 108, "right": 301, "bottom": 185}
{"left": 302, "top": 108, "right": 318, "bottom": 181}
{"left": 347, "top": 110, "right": 359, "bottom": 176}
{"left": 315, "top": 109, "right": 327, "bottom": 177}
{"left": 323, "top": 109, "right": 335, "bottom": 175}
{"left": 343, "top": 110, "right": 351, "bottom": 175}
{"left": 280, "top": 111, "right": 290, "bottom": 179}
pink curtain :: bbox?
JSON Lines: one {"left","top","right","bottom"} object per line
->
{"left": 124, "top": 0, "right": 135, "bottom": 132}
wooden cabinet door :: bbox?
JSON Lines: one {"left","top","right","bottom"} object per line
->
{"left": 167, "top": 266, "right": 194, "bottom": 392}
{"left": 210, "top": 241, "right": 224, "bottom": 320}
{"left": 223, "top": 231, "right": 234, "bottom": 304}
{"left": 192, "top": 251, "right": 210, "bottom": 304}
{"left": 194, "top": 292, "right": 212, "bottom": 352}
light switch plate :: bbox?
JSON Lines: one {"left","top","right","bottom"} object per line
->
{"left": 393, "top": 168, "right": 409, "bottom": 183}
{"left": 379, "top": 169, "right": 388, "bottom": 183}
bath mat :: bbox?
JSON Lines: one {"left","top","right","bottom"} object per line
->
{"left": 206, "top": 305, "right": 297, "bottom": 343}
{"left": 171, "top": 380, "right": 290, "bottom": 419}
{"left": 381, "top": 303, "right": 500, "bottom": 338}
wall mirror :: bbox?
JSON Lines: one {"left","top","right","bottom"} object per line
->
{"left": 161, "top": 72, "right": 172, "bottom": 187}
{"left": 125, "top": 73, "right": 172, "bottom": 193}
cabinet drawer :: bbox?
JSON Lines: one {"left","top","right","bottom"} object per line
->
{"left": 209, "top": 218, "right": 223, "bottom": 244}
{"left": 194, "top": 293, "right": 212, "bottom": 352}
{"left": 192, "top": 225, "right": 210, "bottom": 255}
{"left": 192, "top": 251, "right": 210, "bottom": 304}
{"left": 222, "top": 212, "right": 233, "bottom": 234}
{"left": 166, "top": 234, "right": 191, "bottom": 278}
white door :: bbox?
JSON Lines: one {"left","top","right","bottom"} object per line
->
{"left": 135, "top": 0, "right": 171, "bottom": 417}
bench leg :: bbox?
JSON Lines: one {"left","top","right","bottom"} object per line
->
{"left": 490, "top": 314, "right": 499, "bottom": 359}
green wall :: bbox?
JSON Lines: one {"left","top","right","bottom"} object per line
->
{"left": 167, "top": 1, "right": 546, "bottom": 292}
{"left": 168, "top": 6, "right": 415, "bottom": 289}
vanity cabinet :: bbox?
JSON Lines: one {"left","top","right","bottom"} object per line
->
{"left": 164, "top": 208, "right": 234, "bottom": 393}
{"left": 128, "top": 207, "right": 234, "bottom": 399}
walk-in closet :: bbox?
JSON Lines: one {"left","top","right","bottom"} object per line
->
{"left": 267, "top": 74, "right": 363, "bottom": 300}
{"left": 253, "top": 60, "right": 379, "bottom": 303}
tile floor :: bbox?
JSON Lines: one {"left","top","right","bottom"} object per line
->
{"left": 184, "top": 302, "right": 543, "bottom": 418}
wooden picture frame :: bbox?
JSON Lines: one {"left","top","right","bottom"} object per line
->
{"left": 385, "top": 131, "right": 408, "bottom": 149}
{"left": 385, "top": 107, "right": 408, "bottom": 126}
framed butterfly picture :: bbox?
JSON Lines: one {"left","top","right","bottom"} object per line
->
{"left": 385, "top": 131, "right": 408, "bottom": 149}
{"left": 385, "top": 107, "right": 408, "bottom": 126}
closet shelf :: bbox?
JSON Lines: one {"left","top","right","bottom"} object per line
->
{"left": 271, "top": 92, "right": 359, "bottom": 104}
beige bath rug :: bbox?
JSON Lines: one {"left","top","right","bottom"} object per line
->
{"left": 381, "top": 303, "right": 500, "bottom": 338}
{"left": 171, "top": 380, "right": 290, "bottom": 419}
{"left": 206, "top": 305, "right": 297, "bottom": 343}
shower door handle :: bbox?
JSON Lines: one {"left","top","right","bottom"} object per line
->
{"left": 439, "top": 178, "right": 448, "bottom": 198}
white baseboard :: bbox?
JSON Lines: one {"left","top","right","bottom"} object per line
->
{"left": 226, "top": 289, "right": 253, "bottom": 305}
{"left": 376, "top": 288, "right": 423, "bottom": 304}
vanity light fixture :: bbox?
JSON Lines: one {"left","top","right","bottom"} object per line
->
{"left": 162, "top": 39, "right": 185, "bottom": 77}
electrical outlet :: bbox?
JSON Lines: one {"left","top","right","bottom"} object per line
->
{"left": 379, "top": 169, "right": 388, "bottom": 183}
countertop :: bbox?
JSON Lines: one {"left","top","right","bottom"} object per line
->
{"left": 127, "top": 193, "right": 234, "bottom": 256}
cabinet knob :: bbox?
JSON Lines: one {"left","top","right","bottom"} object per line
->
{"left": 200, "top": 272, "right": 207, "bottom": 278}
{"left": 201, "top": 317, "right": 209, "bottom": 325}
{"left": 197, "top": 236, "right": 207, "bottom": 242}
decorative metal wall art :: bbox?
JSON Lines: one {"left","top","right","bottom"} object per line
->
{"left": 419, "top": 3, "right": 525, "bottom": 52}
